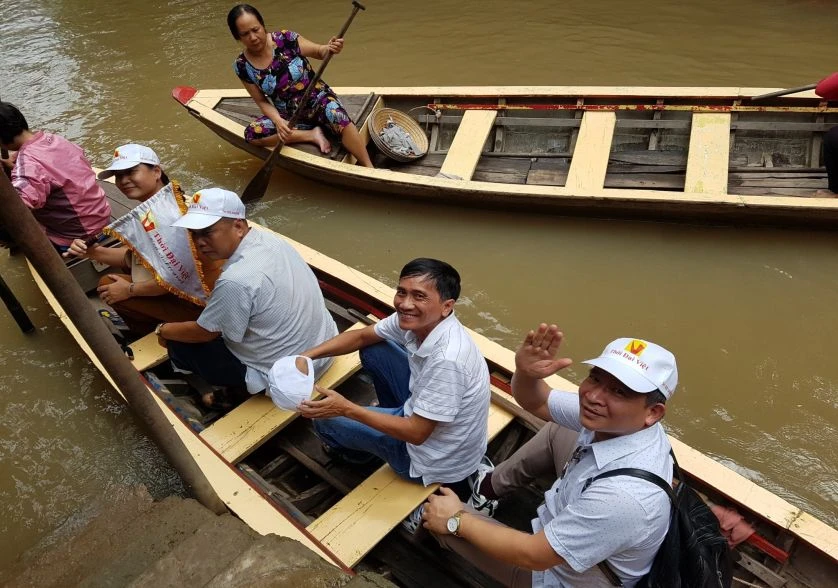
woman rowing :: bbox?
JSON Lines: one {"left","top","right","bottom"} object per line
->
{"left": 227, "top": 4, "right": 374, "bottom": 168}
{"left": 64, "top": 144, "right": 223, "bottom": 336}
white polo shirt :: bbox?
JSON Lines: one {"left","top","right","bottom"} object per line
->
{"left": 532, "top": 390, "right": 673, "bottom": 588}
{"left": 197, "top": 228, "right": 337, "bottom": 393}
{"left": 374, "top": 312, "right": 490, "bottom": 485}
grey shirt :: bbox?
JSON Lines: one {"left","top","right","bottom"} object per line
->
{"left": 198, "top": 228, "right": 337, "bottom": 393}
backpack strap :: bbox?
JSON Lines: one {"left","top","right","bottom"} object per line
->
{"left": 586, "top": 462, "right": 677, "bottom": 587}
{"left": 583, "top": 467, "right": 676, "bottom": 504}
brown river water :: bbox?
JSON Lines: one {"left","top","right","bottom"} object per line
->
{"left": 1, "top": 0, "right": 837, "bottom": 569}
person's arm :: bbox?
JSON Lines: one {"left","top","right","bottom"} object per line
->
{"left": 64, "top": 241, "right": 128, "bottom": 267}
{"left": 511, "top": 323, "right": 573, "bottom": 422}
{"left": 1, "top": 151, "right": 17, "bottom": 170}
{"left": 423, "top": 488, "right": 565, "bottom": 571}
{"left": 158, "top": 321, "right": 219, "bottom": 344}
{"left": 302, "top": 323, "right": 383, "bottom": 359}
{"left": 298, "top": 35, "right": 343, "bottom": 60}
{"left": 97, "top": 275, "right": 167, "bottom": 305}
{"left": 298, "top": 386, "right": 438, "bottom": 445}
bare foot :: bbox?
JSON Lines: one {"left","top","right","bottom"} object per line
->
{"left": 311, "top": 127, "right": 331, "bottom": 154}
{"left": 814, "top": 189, "right": 837, "bottom": 198}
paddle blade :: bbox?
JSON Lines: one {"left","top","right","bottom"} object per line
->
{"left": 816, "top": 72, "right": 838, "bottom": 101}
{"left": 240, "top": 161, "right": 275, "bottom": 203}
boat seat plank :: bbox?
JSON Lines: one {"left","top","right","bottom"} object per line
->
{"left": 199, "top": 350, "right": 363, "bottom": 463}
{"left": 438, "top": 110, "right": 498, "bottom": 180}
{"left": 130, "top": 333, "right": 169, "bottom": 372}
{"left": 565, "top": 111, "right": 617, "bottom": 191}
{"left": 308, "top": 394, "right": 515, "bottom": 568}
{"left": 684, "top": 113, "right": 731, "bottom": 194}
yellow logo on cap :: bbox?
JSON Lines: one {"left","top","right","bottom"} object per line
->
{"left": 625, "top": 340, "right": 647, "bottom": 356}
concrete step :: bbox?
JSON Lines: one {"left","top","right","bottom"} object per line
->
{"left": 205, "top": 534, "right": 349, "bottom": 588}
{"left": 76, "top": 496, "right": 216, "bottom": 587}
{"left": 127, "top": 513, "right": 259, "bottom": 587}
{"left": 3, "top": 485, "right": 155, "bottom": 588}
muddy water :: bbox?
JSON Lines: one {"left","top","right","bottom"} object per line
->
{"left": 2, "top": 0, "right": 837, "bottom": 569}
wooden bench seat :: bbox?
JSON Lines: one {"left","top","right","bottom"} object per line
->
{"left": 684, "top": 112, "right": 731, "bottom": 194}
{"left": 308, "top": 391, "right": 516, "bottom": 568}
{"left": 438, "top": 110, "right": 498, "bottom": 180}
{"left": 565, "top": 111, "right": 616, "bottom": 192}
{"left": 129, "top": 332, "right": 169, "bottom": 372}
{"left": 199, "top": 350, "right": 362, "bottom": 463}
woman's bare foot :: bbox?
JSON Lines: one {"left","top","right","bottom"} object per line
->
{"left": 814, "top": 189, "right": 837, "bottom": 198}
{"left": 311, "top": 127, "right": 332, "bottom": 153}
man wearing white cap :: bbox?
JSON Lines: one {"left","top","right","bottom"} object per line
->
{"left": 157, "top": 187, "right": 337, "bottom": 398}
{"left": 422, "top": 324, "right": 678, "bottom": 588}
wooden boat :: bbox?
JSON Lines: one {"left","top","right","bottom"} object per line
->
{"left": 28, "top": 184, "right": 838, "bottom": 586}
{"left": 172, "top": 85, "right": 838, "bottom": 228}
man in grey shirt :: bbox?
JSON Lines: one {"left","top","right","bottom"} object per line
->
{"left": 157, "top": 187, "right": 336, "bottom": 400}
{"left": 423, "top": 325, "right": 678, "bottom": 587}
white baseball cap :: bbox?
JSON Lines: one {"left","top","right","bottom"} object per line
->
{"left": 171, "top": 188, "right": 246, "bottom": 230}
{"left": 98, "top": 143, "right": 161, "bottom": 179}
{"left": 582, "top": 338, "right": 678, "bottom": 399}
{"left": 268, "top": 355, "right": 316, "bottom": 411}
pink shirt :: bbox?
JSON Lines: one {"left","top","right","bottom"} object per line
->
{"left": 12, "top": 132, "right": 111, "bottom": 246}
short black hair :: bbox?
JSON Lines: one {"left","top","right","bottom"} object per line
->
{"left": 644, "top": 390, "right": 667, "bottom": 407}
{"left": 227, "top": 4, "right": 265, "bottom": 39}
{"left": 0, "top": 102, "right": 28, "bottom": 145}
{"left": 399, "top": 258, "right": 461, "bottom": 301}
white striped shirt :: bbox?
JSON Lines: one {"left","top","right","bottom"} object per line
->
{"left": 374, "top": 312, "right": 490, "bottom": 484}
{"left": 197, "top": 228, "right": 337, "bottom": 393}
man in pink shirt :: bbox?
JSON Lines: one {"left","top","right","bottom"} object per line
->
{"left": 0, "top": 102, "right": 110, "bottom": 250}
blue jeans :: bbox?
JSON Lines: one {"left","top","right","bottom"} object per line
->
{"left": 314, "top": 341, "right": 420, "bottom": 482}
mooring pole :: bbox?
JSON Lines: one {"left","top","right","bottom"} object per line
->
{"left": 0, "top": 171, "right": 226, "bottom": 514}
{"left": 0, "top": 270, "right": 34, "bottom": 333}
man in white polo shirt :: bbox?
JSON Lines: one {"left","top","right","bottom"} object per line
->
{"left": 422, "top": 324, "right": 678, "bottom": 587}
{"left": 297, "top": 258, "right": 491, "bottom": 529}
{"left": 157, "top": 187, "right": 337, "bottom": 401}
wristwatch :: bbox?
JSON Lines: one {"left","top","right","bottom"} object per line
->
{"left": 446, "top": 510, "right": 466, "bottom": 537}
{"left": 155, "top": 323, "right": 165, "bottom": 338}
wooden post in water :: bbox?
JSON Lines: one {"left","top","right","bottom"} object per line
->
{"left": 0, "top": 271, "right": 35, "bottom": 333}
{"left": 0, "top": 171, "right": 227, "bottom": 514}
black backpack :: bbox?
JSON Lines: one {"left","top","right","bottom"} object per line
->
{"left": 584, "top": 451, "right": 733, "bottom": 588}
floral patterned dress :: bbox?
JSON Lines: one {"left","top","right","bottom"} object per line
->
{"left": 233, "top": 30, "right": 352, "bottom": 142}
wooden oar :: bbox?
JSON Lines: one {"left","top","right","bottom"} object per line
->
{"left": 751, "top": 72, "right": 838, "bottom": 101}
{"left": 240, "top": 0, "right": 365, "bottom": 203}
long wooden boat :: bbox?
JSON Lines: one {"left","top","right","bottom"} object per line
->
{"left": 172, "top": 85, "right": 838, "bottom": 228}
{"left": 29, "top": 190, "right": 838, "bottom": 585}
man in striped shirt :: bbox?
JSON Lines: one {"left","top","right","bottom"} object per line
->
{"left": 298, "top": 258, "right": 492, "bottom": 525}
{"left": 157, "top": 188, "right": 337, "bottom": 403}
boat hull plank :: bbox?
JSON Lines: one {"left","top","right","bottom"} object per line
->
{"left": 199, "top": 347, "right": 363, "bottom": 463}
{"left": 308, "top": 400, "right": 516, "bottom": 568}
{"left": 565, "top": 111, "right": 616, "bottom": 192}
{"left": 684, "top": 113, "right": 732, "bottom": 194}
{"left": 439, "top": 110, "right": 498, "bottom": 180}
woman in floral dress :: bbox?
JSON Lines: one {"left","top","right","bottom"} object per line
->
{"left": 228, "top": 4, "right": 374, "bottom": 168}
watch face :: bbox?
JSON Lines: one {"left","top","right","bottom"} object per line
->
{"left": 446, "top": 516, "right": 459, "bottom": 534}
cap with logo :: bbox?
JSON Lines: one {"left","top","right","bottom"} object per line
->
{"left": 171, "top": 187, "right": 246, "bottom": 230}
{"left": 581, "top": 338, "right": 678, "bottom": 399}
{"left": 97, "top": 143, "right": 161, "bottom": 179}
{"left": 267, "top": 355, "right": 316, "bottom": 411}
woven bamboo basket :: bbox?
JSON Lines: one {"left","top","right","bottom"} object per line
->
{"left": 367, "top": 108, "right": 429, "bottom": 162}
